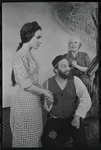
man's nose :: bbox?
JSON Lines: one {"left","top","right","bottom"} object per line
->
{"left": 66, "top": 66, "right": 70, "bottom": 71}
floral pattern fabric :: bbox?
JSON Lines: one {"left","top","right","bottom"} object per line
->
{"left": 10, "top": 50, "right": 43, "bottom": 148}
{"left": 63, "top": 51, "right": 91, "bottom": 77}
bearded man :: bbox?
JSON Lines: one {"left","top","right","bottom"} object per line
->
{"left": 41, "top": 55, "right": 92, "bottom": 147}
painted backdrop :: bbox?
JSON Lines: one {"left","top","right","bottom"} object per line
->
{"left": 2, "top": 2, "right": 96, "bottom": 107}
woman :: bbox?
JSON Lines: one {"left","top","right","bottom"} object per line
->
{"left": 10, "top": 21, "right": 53, "bottom": 148}
{"left": 63, "top": 36, "right": 92, "bottom": 94}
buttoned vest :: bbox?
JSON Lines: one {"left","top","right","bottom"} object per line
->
{"left": 48, "top": 77, "right": 78, "bottom": 118}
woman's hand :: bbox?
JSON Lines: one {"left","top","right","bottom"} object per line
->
{"left": 44, "top": 90, "right": 54, "bottom": 103}
{"left": 71, "top": 61, "right": 78, "bottom": 68}
{"left": 44, "top": 90, "right": 54, "bottom": 108}
{"left": 72, "top": 61, "right": 88, "bottom": 72}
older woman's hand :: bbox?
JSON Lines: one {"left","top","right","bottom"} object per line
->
{"left": 72, "top": 60, "right": 78, "bottom": 68}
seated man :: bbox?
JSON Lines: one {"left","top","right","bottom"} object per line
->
{"left": 41, "top": 55, "right": 92, "bottom": 147}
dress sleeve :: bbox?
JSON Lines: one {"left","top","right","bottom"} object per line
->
{"left": 84, "top": 53, "right": 91, "bottom": 67}
{"left": 74, "top": 76, "right": 92, "bottom": 119}
{"left": 13, "top": 54, "right": 32, "bottom": 89}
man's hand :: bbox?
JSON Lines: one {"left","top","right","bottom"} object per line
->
{"left": 46, "top": 99, "right": 53, "bottom": 108}
{"left": 44, "top": 90, "right": 54, "bottom": 102}
{"left": 45, "top": 93, "right": 54, "bottom": 108}
{"left": 71, "top": 115, "right": 80, "bottom": 129}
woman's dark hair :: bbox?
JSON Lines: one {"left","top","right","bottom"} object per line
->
{"left": 11, "top": 21, "right": 42, "bottom": 86}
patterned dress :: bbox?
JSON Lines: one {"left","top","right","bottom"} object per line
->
{"left": 10, "top": 50, "right": 43, "bottom": 147}
{"left": 63, "top": 51, "right": 92, "bottom": 94}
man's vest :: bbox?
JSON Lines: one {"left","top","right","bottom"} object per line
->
{"left": 48, "top": 76, "right": 78, "bottom": 118}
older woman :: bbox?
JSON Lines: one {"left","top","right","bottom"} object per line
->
{"left": 10, "top": 21, "right": 53, "bottom": 148}
{"left": 63, "top": 37, "right": 92, "bottom": 94}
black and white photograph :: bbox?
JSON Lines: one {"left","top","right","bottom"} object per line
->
{"left": 2, "top": 2, "right": 99, "bottom": 148}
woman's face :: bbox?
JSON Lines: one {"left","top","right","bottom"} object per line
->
{"left": 69, "top": 37, "right": 80, "bottom": 52}
{"left": 30, "top": 30, "right": 42, "bottom": 49}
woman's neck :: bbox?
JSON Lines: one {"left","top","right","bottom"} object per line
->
{"left": 71, "top": 50, "right": 78, "bottom": 57}
{"left": 21, "top": 43, "right": 32, "bottom": 53}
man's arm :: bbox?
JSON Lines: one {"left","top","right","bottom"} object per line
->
{"left": 74, "top": 76, "right": 92, "bottom": 119}
{"left": 71, "top": 76, "right": 92, "bottom": 129}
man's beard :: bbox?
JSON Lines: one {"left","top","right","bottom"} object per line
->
{"left": 58, "top": 70, "right": 70, "bottom": 79}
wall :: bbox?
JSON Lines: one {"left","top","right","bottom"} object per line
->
{"left": 2, "top": 2, "right": 96, "bottom": 107}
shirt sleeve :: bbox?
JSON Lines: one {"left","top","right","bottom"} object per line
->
{"left": 74, "top": 76, "right": 92, "bottom": 119}
{"left": 13, "top": 54, "right": 32, "bottom": 89}
{"left": 43, "top": 80, "right": 53, "bottom": 112}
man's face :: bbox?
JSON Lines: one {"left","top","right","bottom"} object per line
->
{"left": 57, "top": 59, "right": 70, "bottom": 79}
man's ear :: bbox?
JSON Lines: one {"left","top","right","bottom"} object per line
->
{"left": 53, "top": 68, "right": 58, "bottom": 74}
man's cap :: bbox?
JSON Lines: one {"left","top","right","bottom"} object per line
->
{"left": 52, "top": 55, "right": 66, "bottom": 67}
